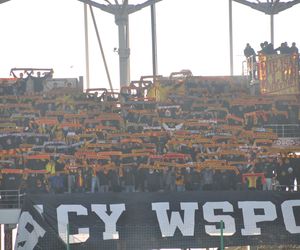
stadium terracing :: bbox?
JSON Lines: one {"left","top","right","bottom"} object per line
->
{"left": 0, "top": 55, "right": 300, "bottom": 249}
{"left": 0, "top": 60, "right": 299, "bottom": 192}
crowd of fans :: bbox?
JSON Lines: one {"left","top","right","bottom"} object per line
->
{"left": 244, "top": 41, "right": 299, "bottom": 57}
{"left": 244, "top": 41, "right": 299, "bottom": 81}
{"left": 0, "top": 72, "right": 300, "bottom": 194}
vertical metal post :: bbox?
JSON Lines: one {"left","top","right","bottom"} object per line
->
{"left": 4, "top": 225, "right": 12, "bottom": 250}
{"left": 270, "top": 13, "right": 274, "bottom": 45}
{"left": 116, "top": 16, "right": 130, "bottom": 88}
{"left": 220, "top": 220, "right": 224, "bottom": 250}
{"left": 151, "top": 3, "right": 158, "bottom": 83}
{"left": 84, "top": 3, "right": 90, "bottom": 90}
{"left": 18, "top": 189, "right": 20, "bottom": 208}
{"left": 89, "top": 5, "right": 114, "bottom": 92}
{"left": 67, "top": 223, "right": 70, "bottom": 250}
{"left": 126, "top": 19, "right": 130, "bottom": 84}
{"left": 229, "top": 0, "right": 234, "bottom": 76}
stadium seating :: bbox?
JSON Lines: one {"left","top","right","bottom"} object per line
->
{"left": 0, "top": 73, "right": 299, "bottom": 193}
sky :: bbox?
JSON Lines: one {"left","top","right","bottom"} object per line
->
{"left": 0, "top": 0, "right": 299, "bottom": 90}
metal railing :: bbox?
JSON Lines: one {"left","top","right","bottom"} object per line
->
{"left": 243, "top": 55, "right": 258, "bottom": 83}
{"left": 0, "top": 190, "right": 23, "bottom": 209}
{"left": 264, "top": 124, "right": 300, "bottom": 138}
{"left": 273, "top": 184, "right": 299, "bottom": 192}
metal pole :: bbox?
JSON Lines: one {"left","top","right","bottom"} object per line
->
{"left": 126, "top": 18, "right": 130, "bottom": 85}
{"left": 4, "top": 225, "right": 12, "bottom": 250}
{"left": 89, "top": 5, "right": 114, "bottom": 92}
{"left": 67, "top": 223, "right": 70, "bottom": 250}
{"left": 116, "top": 17, "right": 130, "bottom": 88}
{"left": 270, "top": 13, "right": 274, "bottom": 45}
{"left": 229, "top": 0, "right": 234, "bottom": 76}
{"left": 151, "top": 3, "right": 158, "bottom": 83}
{"left": 220, "top": 220, "right": 224, "bottom": 250}
{"left": 18, "top": 189, "right": 20, "bottom": 208}
{"left": 84, "top": 3, "right": 90, "bottom": 90}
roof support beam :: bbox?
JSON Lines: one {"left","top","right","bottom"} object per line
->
{"left": 233, "top": 0, "right": 300, "bottom": 14}
{"left": 0, "top": 0, "right": 11, "bottom": 4}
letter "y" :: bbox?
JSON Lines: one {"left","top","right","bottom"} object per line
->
{"left": 92, "top": 204, "right": 126, "bottom": 240}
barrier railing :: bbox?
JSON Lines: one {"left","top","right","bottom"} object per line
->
{"left": 274, "top": 184, "right": 299, "bottom": 192}
{"left": 0, "top": 190, "right": 23, "bottom": 209}
{"left": 244, "top": 55, "right": 258, "bottom": 83}
{"left": 264, "top": 124, "right": 300, "bottom": 138}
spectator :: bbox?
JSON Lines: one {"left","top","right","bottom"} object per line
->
{"left": 108, "top": 169, "right": 121, "bottom": 192}
{"left": 276, "top": 158, "right": 289, "bottom": 191}
{"left": 244, "top": 43, "right": 257, "bottom": 80}
{"left": 45, "top": 159, "right": 56, "bottom": 175}
{"left": 176, "top": 169, "right": 185, "bottom": 192}
{"left": 244, "top": 43, "right": 256, "bottom": 59}
{"left": 290, "top": 42, "right": 299, "bottom": 54}
{"left": 91, "top": 166, "right": 100, "bottom": 193}
{"left": 2, "top": 172, "right": 21, "bottom": 190}
{"left": 123, "top": 167, "right": 135, "bottom": 192}
{"left": 75, "top": 169, "right": 85, "bottom": 193}
{"left": 275, "top": 42, "right": 291, "bottom": 54}
{"left": 30, "top": 178, "right": 48, "bottom": 194}
{"left": 146, "top": 169, "right": 161, "bottom": 192}
{"left": 164, "top": 167, "right": 176, "bottom": 191}
{"left": 49, "top": 173, "right": 64, "bottom": 194}
{"left": 263, "top": 158, "right": 275, "bottom": 191}
{"left": 265, "top": 42, "right": 276, "bottom": 54}
{"left": 32, "top": 71, "right": 52, "bottom": 93}
{"left": 201, "top": 168, "right": 214, "bottom": 191}
{"left": 98, "top": 169, "right": 110, "bottom": 192}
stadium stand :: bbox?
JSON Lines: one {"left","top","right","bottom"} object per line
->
{"left": 0, "top": 69, "right": 300, "bottom": 195}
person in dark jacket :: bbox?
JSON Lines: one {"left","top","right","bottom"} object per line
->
{"left": 108, "top": 169, "right": 121, "bottom": 192}
{"left": 2, "top": 173, "right": 21, "bottom": 190}
{"left": 30, "top": 179, "right": 48, "bottom": 194}
{"left": 49, "top": 173, "right": 64, "bottom": 194}
{"left": 123, "top": 167, "right": 135, "bottom": 192}
{"left": 146, "top": 169, "right": 161, "bottom": 192}
{"left": 98, "top": 170, "right": 109, "bottom": 192}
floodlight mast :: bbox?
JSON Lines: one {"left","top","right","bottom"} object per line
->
{"left": 78, "top": 0, "right": 162, "bottom": 88}
{"left": 233, "top": 0, "right": 300, "bottom": 44}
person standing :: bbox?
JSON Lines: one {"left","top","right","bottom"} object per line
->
{"left": 45, "top": 159, "right": 56, "bottom": 175}
{"left": 244, "top": 43, "right": 257, "bottom": 80}
{"left": 98, "top": 169, "right": 109, "bottom": 192}
{"left": 263, "top": 158, "right": 275, "bottom": 191}
{"left": 91, "top": 166, "right": 100, "bottom": 193}
{"left": 49, "top": 172, "right": 64, "bottom": 194}
{"left": 244, "top": 43, "right": 256, "bottom": 58}
{"left": 164, "top": 167, "right": 176, "bottom": 192}
{"left": 290, "top": 42, "right": 299, "bottom": 54}
{"left": 291, "top": 42, "right": 300, "bottom": 68}
{"left": 123, "top": 167, "right": 135, "bottom": 192}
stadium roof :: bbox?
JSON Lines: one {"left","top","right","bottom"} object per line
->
{"left": 0, "top": 0, "right": 299, "bottom": 15}
{"left": 233, "top": 0, "right": 300, "bottom": 15}
{"left": 0, "top": 0, "right": 299, "bottom": 83}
